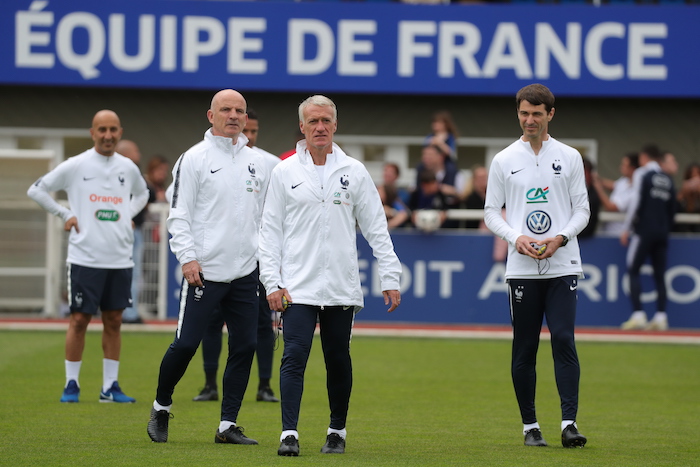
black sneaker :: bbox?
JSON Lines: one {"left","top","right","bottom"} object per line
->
{"left": 214, "top": 426, "right": 258, "bottom": 445}
{"left": 561, "top": 424, "right": 587, "bottom": 448}
{"left": 193, "top": 385, "right": 218, "bottom": 401}
{"left": 278, "top": 435, "right": 300, "bottom": 456}
{"left": 147, "top": 408, "right": 173, "bottom": 443}
{"left": 256, "top": 387, "right": 280, "bottom": 402}
{"left": 320, "top": 433, "right": 345, "bottom": 454}
{"left": 524, "top": 428, "right": 548, "bottom": 446}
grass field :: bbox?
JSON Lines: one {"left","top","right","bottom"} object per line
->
{"left": 1, "top": 329, "right": 699, "bottom": 466}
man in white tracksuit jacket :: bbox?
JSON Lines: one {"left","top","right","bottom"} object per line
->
{"left": 147, "top": 90, "right": 267, "bottom": 445}
{"left": 484, "top": 84, "right": 589, "bottom": 449}
{"left": 259, "top": 95, "right": 402, "bottom": 457}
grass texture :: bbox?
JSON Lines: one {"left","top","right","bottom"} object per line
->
{"left": 0, "top": 330, "right": 699, "bottom": 466}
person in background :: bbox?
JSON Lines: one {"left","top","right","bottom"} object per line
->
{"left": 259, "top": 95, "right": 401, "bottom": 457}
{"left": 484, "top": 83, "right": 590, "bottom": 449}
{"left": 416, "top": 144, "right": 464, "bottom": 227}
{"left": 619, "top": 144, "right": 676, "bottom": 331}
{"left": 192, "top": 108, "right": 281, "bottom": 404}
{"left": 145, "top": 156, "right": 170, "bottom": 204}
{"left": 676, "top": 162, "right": 700, "bottom": 233}
{"left": 660, "top": 152, "right": 679, "bottom": 178}
{"left": 147, "top": 89, "right": 267, "bottom": 445}
{"left": 377, "top": 162, "right": 410, "bottom": 230}
{"left": 116, "top": 139, "right": 155, "bottom": 324}
{"left": 579, "top": 158, "right": 600, "bottom": 239}
{"left": 28, "top": 110, "right": 149, "bottom": 403}
{"left": 424, "top": 110, "right": 459, "bottom": 160}
{"left": 408, "top": 169, "right": 449, "bottom": 230}
{"left": 593, "top": 152, "right": 639, "bottom": 236}
{"left": 463, "top": 164, "right": 488, "bottom": 229}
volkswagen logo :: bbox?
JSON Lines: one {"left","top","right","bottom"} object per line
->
{"left": 526, "top": 210, "right": 551, "bottom": 234}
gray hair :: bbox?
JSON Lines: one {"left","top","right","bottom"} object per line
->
{"left": 298, "top": 95, "right": 337, "bottom": 122}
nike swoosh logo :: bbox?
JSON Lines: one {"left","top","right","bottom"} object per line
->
{"left": 102, "top": 393, "right": 114, "bottom": 401}
{"left": 211, "top": 168, "right": 223, "bottom": 173}
{"left": 570, "top": 285, "right": 577, "bottom": 291}
{"left": 83, "top": 176, "right": 95, "bottom": 181}
{"left": 292, "top": 182, "right": 304, "bottom": 189}
{"left": 511, "top": 169, "right": 525, "bottom": 175}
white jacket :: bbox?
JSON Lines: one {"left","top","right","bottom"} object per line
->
{"left": 484, "top": 136, "right": 590, "bottom": 279}
{"left": 259, "top": 141, "right": 401, "bottom": 308}
{"left": 168, "top": 130, "right": 267, "bottom": 282}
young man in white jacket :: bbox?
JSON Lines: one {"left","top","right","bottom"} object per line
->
{"left": 27, "top": 110, "right": 149, "bottom": 404}
{"left": 147, "top": 90, "right": 267, "bottom": 445}
{"left": 484, "top": 84, "right": 590, "bottom": 449}
{"left": 259, "top": 95, "right": 402, "bottom": 456}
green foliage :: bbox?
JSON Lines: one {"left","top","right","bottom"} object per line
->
{"left": 0, "top": 330, "right": 699, "bottom": 466}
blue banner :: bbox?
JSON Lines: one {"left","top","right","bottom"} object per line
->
{"left": 3, "top": 0, "right": 700, "bottom": 97}
{"left": 167, "top": 232, "right": 700, "bottom": 328}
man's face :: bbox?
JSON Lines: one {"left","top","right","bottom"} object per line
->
{"left": 300, "top": 104, "right": 337, "bottom": 152}
{"left": 421, "top": 146, "right": 443, "bottom": 171}
{"left": 208, "top": 91, "right": 247, "bottom": 140}
{"left": 518, "top": 101, "right": 553, "bottom": 141}
{"left": 91, "top": 112, "right": 123, "bottom": 156}
{"left": 242, "top": 118, "right": 259, "bottom": 148}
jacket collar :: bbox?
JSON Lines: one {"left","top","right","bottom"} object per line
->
{"left": 205, "top": 129, "right": 250, "bottom": 155}
{"left": 295, "top": 140, "right": 349, "bottom": 170}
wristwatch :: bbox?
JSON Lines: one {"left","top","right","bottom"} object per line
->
{"left": 557, "top": 234, "right": 569, "bottom": 247}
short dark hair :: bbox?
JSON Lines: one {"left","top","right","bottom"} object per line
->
{"left": 625, "top": 152, "right": 640, "bottom": 170}
{"left": 418, "top": 169, "right": 437, "bottom": 185}
{"left": 247, "top": 108, "right": 258, "bottom": 121}
{"left": 641, "top": 143, "right": 661, "bottom": 161}
{"left": 516, "top": 84, "right": 555, "bottom": 113}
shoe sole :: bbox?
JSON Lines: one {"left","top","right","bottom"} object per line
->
{"left": 278, "top": 450, "right": 299, "bottom": 456}
{"left": 100, "top": 399, "right": 136, "bottom": 403}
{"left": 562, "top": 438, "right": 587, "bottom": 448}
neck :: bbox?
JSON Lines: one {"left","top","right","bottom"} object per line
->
{"left": 523, "top": 134, "right": 547, "bottom": 155}
{"left": 308, "top": 145, "right": 332, "bottom": 166}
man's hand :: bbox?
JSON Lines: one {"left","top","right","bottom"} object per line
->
{"left": 383, "top": 290, "right": 401, "bottom": 313}
{"left": 182, "top": 260, "right": 203, "bottom": 287}
{"left": 64, "top": 216, "right": 79, "bottom": 233}
{"left": 516, "top": 234, "right": 564, "bottom": 259}
{"left": 267, "top": 288, "right": 291, "bottom": 313}
{"left": 620, "top": 231, "right": 629, "bottom": 247}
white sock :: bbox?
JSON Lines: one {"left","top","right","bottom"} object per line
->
{"left": 652, "top": 311, "right": 667, "bottom": 322}
{"left": 631, "top": 310, "right": 647, "bottom": 321}
{"left": 153, "top": 401, "right": 171, "bottom": 412}
{"left": 328, "top": 427, "right": 347, "bottom": 439}
{"left": 219, "top": 421, "right": 236, "bottom": 432}
{"left": 281, "top": 430, "right": 299, "bottom": 442}
{"left": 103, "top": 358, "right": 119, "bottom": 392}
{"left": 523, "top": 422, "right": 540, "bottom": 435}
{"left": 65, "top": 360, "right": 81, "bottom": 387}
{"left": 561, "top": 420, "right": 577, "bottom": 431}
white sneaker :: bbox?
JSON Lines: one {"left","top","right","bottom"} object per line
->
{"left": 621, "top": 314, "right": 647, "bottom": 330}
{"left": 646, "top": 317, "right": 668, "bottom": 331}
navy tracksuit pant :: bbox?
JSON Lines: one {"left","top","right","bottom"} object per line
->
{"left": 200, "top": 281, "right": 276, "bottom": 382}
{"left": 280, "top": 304, "right": 354, "bottom": 431}
{"left": 155, "top": 269, "right": 258, "bottom": 422}
{"left": 508, "top": 275, "right": 580, "bottom": 424}
{"left": 627, "top": 233, "right": 669, "bottom": 312}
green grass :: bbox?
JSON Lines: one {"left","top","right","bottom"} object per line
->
{"left": 1, "top": 330, "right": 699, "bottom": 466}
